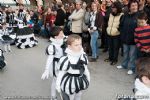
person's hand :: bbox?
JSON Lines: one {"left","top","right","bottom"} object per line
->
{"left": 146, "top": 49, "right": 150, "bottom": 53}
{"left": 41, "top": 69, "right": 49, "bottom": 80}
{"left": 142, "top": 49, "right": 150, "bottom": 53}
{"left": 89, "top": 30, "right": 94, "bottom": 33}
{"left": 56, "top": 85, "right": 61, "bottom": 93}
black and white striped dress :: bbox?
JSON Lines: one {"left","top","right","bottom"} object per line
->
{"left": 0, "top": 28, "right": 14, "bottom": 44}
{"left": 45, "top": 37, "right": 67, "bottom": 77}
{"left": 58, "top": 50, "right": 90, "bottom": 95}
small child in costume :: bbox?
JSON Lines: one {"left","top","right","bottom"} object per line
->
{"left": 56, "top": 34, "right": 90, "bottom": 100}
{"left": 134, "top": 57, "right": 150, "bottom": 100}
{"left": 0, "top": 23, "right": 14, "bottom": 52}
{"left": 0, "top": 49, "right": 6, "bottom": 69}
{"left": 41, "top": 26, "right": 67, "bottom": 100}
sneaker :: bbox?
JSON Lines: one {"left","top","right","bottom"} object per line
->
{"left": 127, "top": 70, "right": 133, "bottom": 75}
{"left": 116, "top": 65, "right": 123, "bottom": 69}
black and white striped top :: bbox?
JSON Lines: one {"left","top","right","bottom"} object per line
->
{"left": 57, "top": 48, "right": 90, "bottom": 95}
{"left": 8, "top": 12, "right": 16, "bottom": 27}
{"left": 17, "top": 10, "right": 27, "bottom": 25}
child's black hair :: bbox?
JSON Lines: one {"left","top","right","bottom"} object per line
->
{"left": 136, "top": 57, "right": 150, "bottom": 82}
{"left": 51, "top": 26, "right": 62, "bottom": 38}
{"left": 137, "top": 11, "right": 148, "bottom": 20}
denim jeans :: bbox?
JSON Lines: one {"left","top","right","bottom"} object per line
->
{"left": 122, "top": 44, "right": 137, "bottom": 72}
{"left": 40, "top": 25, "right": 51, "bottom": 37}
{"left": 90, "top": 30, "right": 99, "bottom": 58}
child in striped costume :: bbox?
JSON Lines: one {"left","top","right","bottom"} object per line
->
{"left": 41, "top": 26, "right": 67, "bottom": 100}
{"left": 56, "top": 34, "right": 90, "bottom": 100}
{"left": 0, "top": 23, "right": 14, "bottom": 52}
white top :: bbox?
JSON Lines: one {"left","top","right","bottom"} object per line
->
{"left": 45, "top": 37, "right": 64, "bottom": 70}
{"left": 56, "top": 48, "right": 90, "bottom": 91}
{"left": 89, "top": 11, "right": 97, "bottom": 30}
{"left": 49, "top": 37, "right": 64, "bottom": 58}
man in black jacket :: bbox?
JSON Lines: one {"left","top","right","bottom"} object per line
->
{"left": 117, "top": 0, "right": 139, "bottom": 75}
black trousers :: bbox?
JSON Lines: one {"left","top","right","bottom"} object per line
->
{"left": 82, "top": 31, "right": 91, "bottom": 55}
{"left": 108, "top": 35, "right": 121, "bottom": 62}
{"left": 101, "top": 31, "right": 108, "bottom": 48}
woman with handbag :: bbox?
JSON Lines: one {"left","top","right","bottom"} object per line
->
{"left": 88, "top": 2, "right": 103, "bottom": 62}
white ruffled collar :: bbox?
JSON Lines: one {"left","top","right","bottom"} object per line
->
{"left": 65, "top": 48, "right": 85, "bottom": 57}
{"left": 50, "top": 37, "right": 64, "bottom": 46}
{"left": 135, "top": 78, "right": 150, "bottom": 94}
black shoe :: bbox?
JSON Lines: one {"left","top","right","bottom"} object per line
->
{"left": 89, "top": 58, "right": 97, "bottom": 62}
{"left": 97, "top": 56, "right": 99, "bottom": 59}
{"left": 110, "top": 61, "right": 117, "bottom": 65}
{"left": 104, "top": 58, "right": 111, "bottom": 62}
{"left": 102, "top": 49, "right": 108, "bottom": 53}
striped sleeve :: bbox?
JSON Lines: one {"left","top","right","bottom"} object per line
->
{"left": 58, "top": 56, "right": 70, "bottom": 71}
{"left": 45, "top": 44, "right": 55, "bottom": 55}
{"left": 80, "top": 54, "right": 88, "bottom": 65}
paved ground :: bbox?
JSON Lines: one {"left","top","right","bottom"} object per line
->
{"left": 0, "top": 38, "right": 135, "bottom": 100}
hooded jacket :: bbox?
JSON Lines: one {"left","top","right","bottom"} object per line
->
{"left": 135, "top": 78, "right": 150, "bottom": 100}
